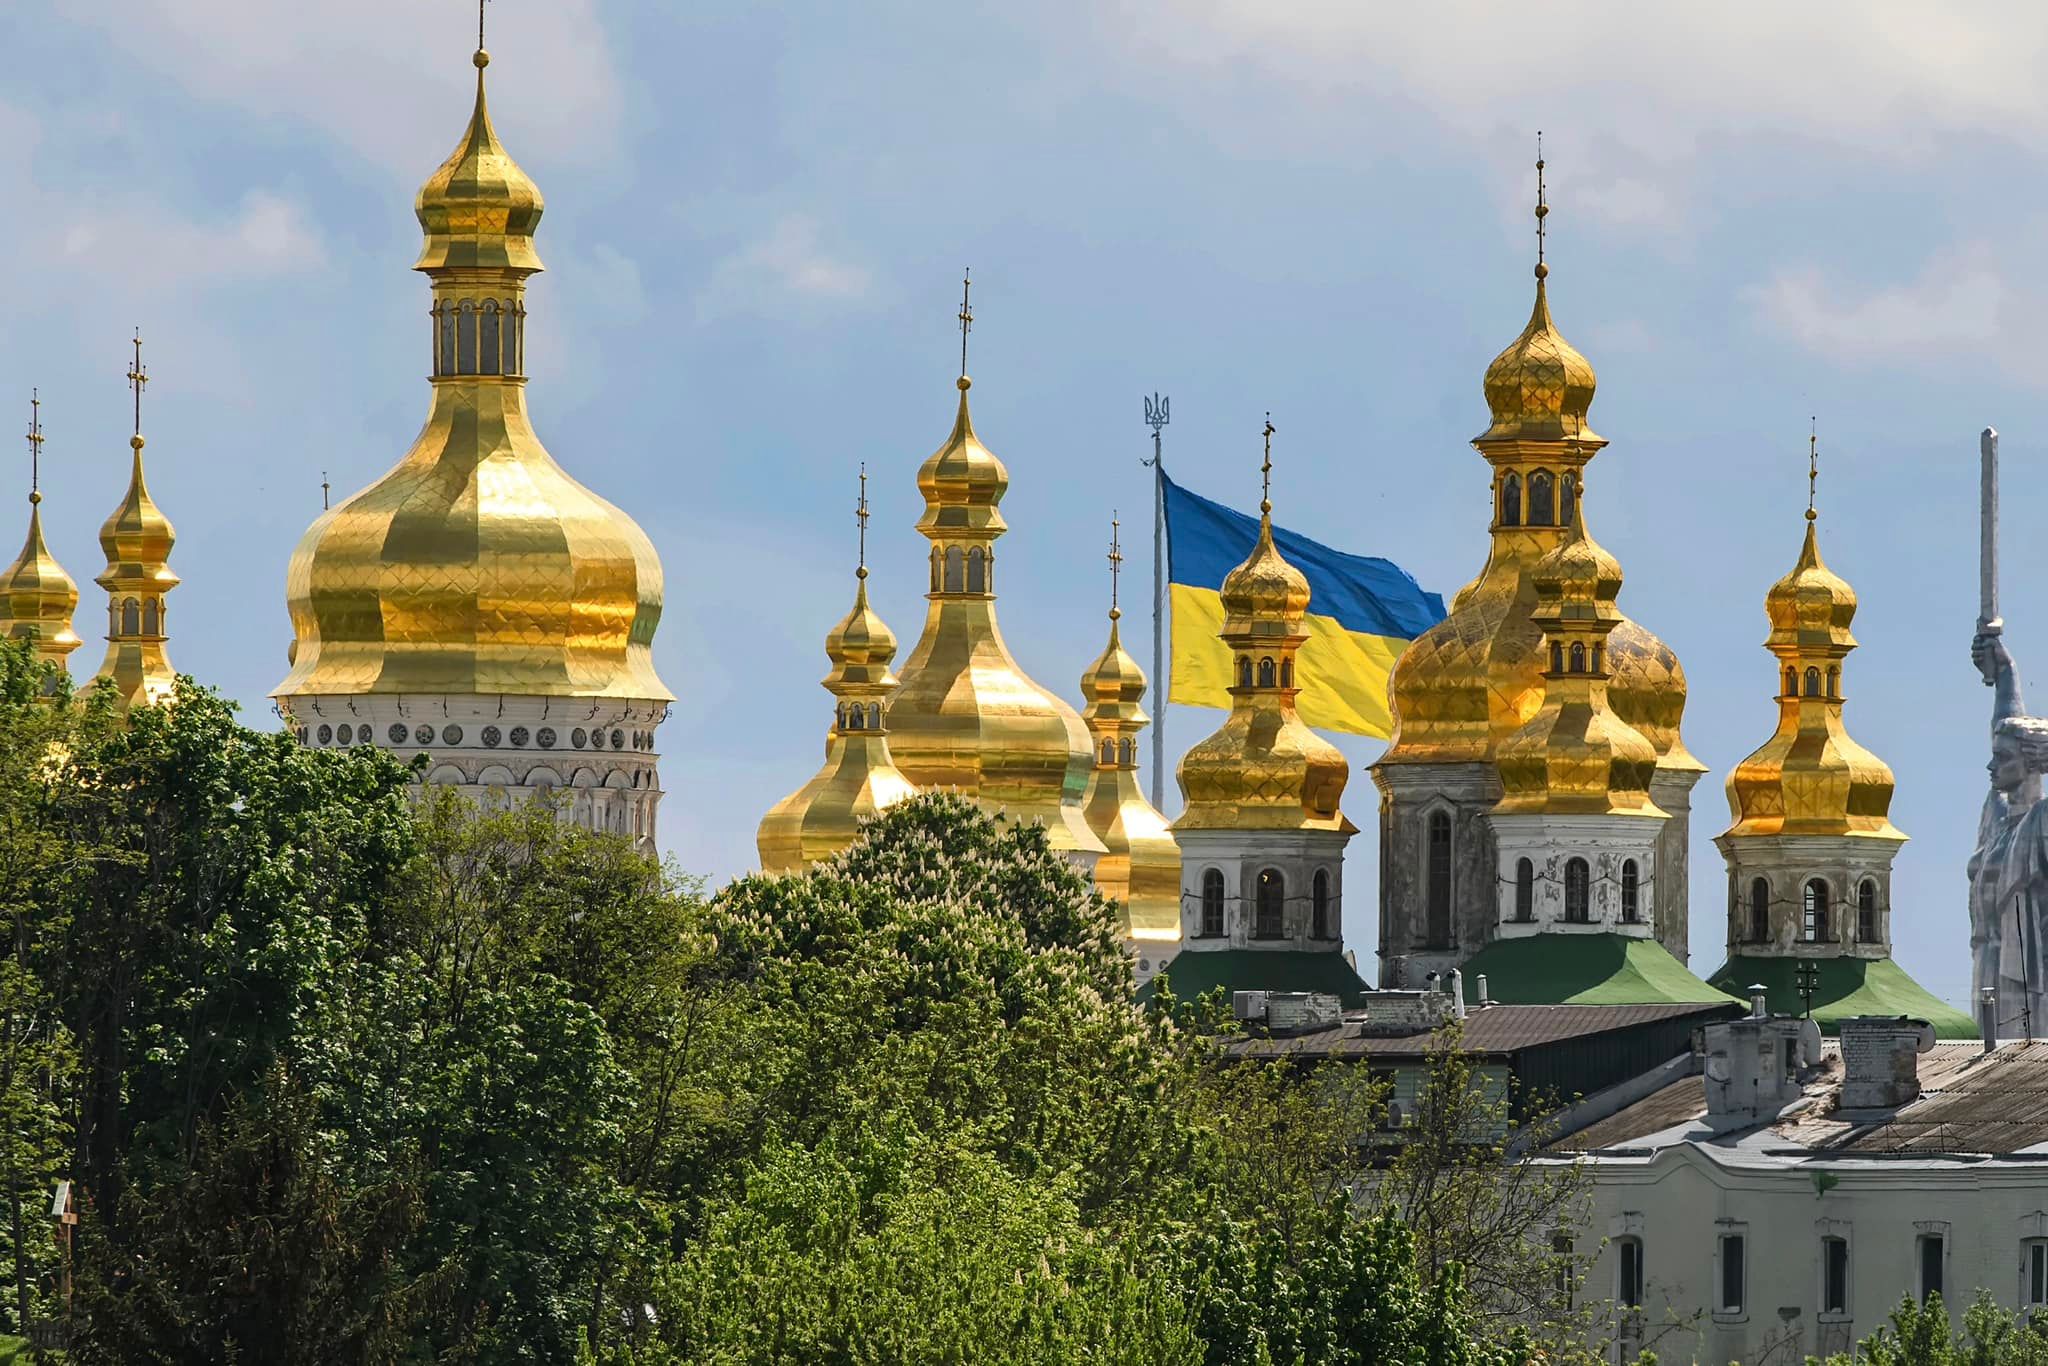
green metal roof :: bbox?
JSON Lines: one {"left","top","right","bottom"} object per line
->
{"left": 1143, "top": 949, "right": 1371, "bottom": 1008}
{"left": 1708, "top": 954, "right": 1978, "bottom": 1040}
{"left": 1454, "top": 934, "right": 1743, "bottom": 1007}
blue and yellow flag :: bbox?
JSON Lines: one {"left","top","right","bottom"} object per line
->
{"left": 1164, "top": 471, "right": 1445, "bottom": 737}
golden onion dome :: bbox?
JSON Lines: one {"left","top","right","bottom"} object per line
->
{"left": 91, "top": 419, "right": 181, "bottom": 712}
{"left": 1478, "top": 279, "right": 1602, "bottom": 446}
{"left": 99, "top": 436, "right": 177, "bottom": 588}
{"left": 1723, "top": 511, "right": 1900, "bottom": 840}
{"left": 274, "top": 47, "right": 668, "bottom": 705}
{"left": 825, "top": 574, "right": 899, "bottom": 684}
{"left": 886, "top": 358, "right": 1104, "bottom": 857}
{"left": 0, "top": 496, "right": 81, "bottom": 667}
{"left": 1176, "top": 507, "right": 1353, "bottom": 832}
{"left": 1081, "top": 615, "right": 1148, "bottom": 715}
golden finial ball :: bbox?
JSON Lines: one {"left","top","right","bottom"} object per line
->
{"left": 957, "top": 376, "right": 972, "bottom": 392}
{"left": 1534, "top": 262, "right": 1549, "bottom": 279}
{"left": 28, "top": 491, "right": 40, "bottom": 506}
{"left": 475, "top": 49, "right": 491, "bottom": 69}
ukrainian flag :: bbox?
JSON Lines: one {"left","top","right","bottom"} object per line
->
{"left": 1164, "top": 471, "right": 1446, "bottom": 737}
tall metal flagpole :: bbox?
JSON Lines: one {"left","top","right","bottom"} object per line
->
{"left": 1143, "top": 394, "right": 1170, "bottom": 811}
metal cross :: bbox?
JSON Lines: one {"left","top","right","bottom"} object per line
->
{"left": 957, "top": 269, "right": 973, "bottom": 379}
{"left": 1108, "top": 514, "right": 1122, "bottom": 619}
{"left": 127, "top": 330, "right": 148, "bottom": 437}
{"left": 1534, "top": 130, "right": 1549, "bottom": 280}
{"left": 1260, "top": 413, "right": 1275, "bottom": 513}
{"left": 855, "top": 463, "right": 869, "bottom": 579}
{"left": 25, "top": 390, "right": 43, "bottom": 500}
{"left": 1807, "top": 417, "right": 1819, "bottom": 521}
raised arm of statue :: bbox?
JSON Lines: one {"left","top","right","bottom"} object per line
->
{"left": 1976, "top": 630, "right": 2026, "bottom": 726}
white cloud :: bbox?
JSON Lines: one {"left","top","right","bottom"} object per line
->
{"left": 695, "top": 216, "right": 873, "bottom": 322}
{"left": 56, "top": 190, "right": 324, "bottom": 290}
{"left": 1746, "top": 250, "right": 2006, "bottom": 367}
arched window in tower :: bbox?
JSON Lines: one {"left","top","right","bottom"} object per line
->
{"left": 1529, "top": 471, "right": 1555, "bottom": 525}
{"left": 1500, "top": 472, "right": 1522, "bottom": 527}
{"left": 1427, "top": 811, "right": 1453, "bottom": 947}
{"left": 1621, "top": 859, "right": 1641, "bottom": 923}
{"left": 1785, "top": 666, "right": 1798, "bottom": 697}
{"left": 944, "top": 546, "right": 965, "bottom": 593}
{"left": 121, "top": 598, "right": 140, "bottom": 636}
{"left": 1255, "top": 868, "right": 1284, "bottom": 939}
{"left": 928, "top": 549, "right": 941, "bottom": 593}
{"left": 512, "top": 305, "right": 525, "bottom": 373}
{"left": 1200, "top": 868, "right": 1225, "bottom": 938}
{"left": 1237, "top": 657, "right": 1253, "bottom": 688}
{"left": 456, "top": 301, "right": 477, "bottom": 376}
{"left": 1119, "top": 737, "right": 1136, "bottom": 765}
{"left": 1550, "top": 641, "right": 1565, "bottom": 673}
{"left": 1258, "top": 657, "right": 1277, "bottom": 688}
{"left": 1749, "top": 877, "right": 1770, "bottom": 942}
{"left": 480, "top": 301, "right": 502, "bottom": 375}
{"left": 1312, "top": 869, "right": 1331, "bottom": 939}
{"left": 1827, "top": 666, "right": 1840, "bottom": 697}
{"left": 1858, "top": 879, "right": 1878, "bottom": 941}
{"left": 437, "top": 305, "right": 455, "bottom": 376}
{"left": 1280, "top": 659, "right": 1293, "bottom": 688}
{"left": 1591, "top": 643, "right": 1604, "bottom": 674}
{"left": 1804, "top": 667, "right": 1822, "bottom": 697}
{"left": 1803, "top": 878, "right": 1830, "bottom": 942}
{"left": 966, "top": 546, "right": 987, "bottom": 593}
{"left": 1514, "top": 858, "right": 1534, "bottom": 922}
{"left": 1560, "top": 472, "right": 1578, "bottom": 524}
{"left": 142, "top": 599, "right": 160, "bottom": 636}
{"left": 847, "top": 704, "right": 864, "bottom": 731}
{"left": 1564, "top": 858, "right": 1591, "bottom": 923}
{"left": 1100, "top": 739, "right": 1115, "bottom": 764}
{"left": 1569, "top": 642, "right": 1587, "bottom": 673}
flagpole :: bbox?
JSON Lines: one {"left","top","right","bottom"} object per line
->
{"left": 1143, "top": 394, "right": 1170, "bottom": 812}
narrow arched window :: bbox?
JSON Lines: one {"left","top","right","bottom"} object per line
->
{"left": 1312, "top": 870, "right": 1331, "bottom": 939}
{"left": 1785, "top": 667, "right": 1798, "bottom": 697}
{"left": 944, "top": 546, "right": 965, "bottom": 593}
{"left": 1427, "top": 811, "right": 1453, "bottom": 947}
{"left": 1119, "top": 738, "right": 1135, "bottom": 766}
{"left": 480, "top": 301, "right": 502, "bottom": 375}
{"left": 1100, "top": 739, "right": 1115, "bottom": 764}
{"left": 1749, "top": 877, "right": 1770, "bottom": 942}
{"left": 1591, "top": 643, "right": 1604, "bottom": 674}
{"left": 1827, "top": 666, "right": 1840, "bottom": 698}
{"left": 1280, "top": 659, "right": 1293, "bottom": 688}
{"left": 929, "top": 549, "right": 941, "bottom": 593}
{"left": 511, "top": 305, "right": 525, "bottom": 373}
{"left": 1500, "top": 472, "right": 1522, "bottom": 527}
{"left": 1569, "top": 642, "right": 1587, "bottom": 673}
{"left": 1514, "top": 857, "right": 1534, "bottom": 922}
{"left": 142, "top": 599, "right": 160, "bottom": 636}
{"left": 1560, "top": 472, "right": 1578, "bottom": 524}
{"left": 1803, "top": 878, "right": 1830, "bottom": 942}
{"left": 1255, "top": 868, "right": 1284, "bottom": 939}
{"left": 1621, "top": 859, "right": 1641, "bottom": 923}
{"left": 1258, "top": 657, "right": 1277, "bottom": 688}
{"left": 847, "top": 704, "right": 863, "bottom": 731}
{"left": 456, "top": 301, "right": 477, "bottom": 375}
{"left": 1550, "top": 641, "right": 1564, "bottom": 673}
{"left": 1858, "top": 879, "right": 1878, "bottom": 942}
{"left": 1564, "top": 858, "right": 1590, "bottom": 923}
{"left": 868, "top": 703, "right": 881, "bottom": 729}
{"left": 437, "top": 305, "right": 455, "bottom": 376}
{"left": 1237, "top": 657, "right": 1253, "bottom": 688}
{"left": 121, "top": 598, "right": 140, "bottom": 636}
{"left": 1201, "top": 869, "right": 1225, "bottom": 938}
{"left": 1804, "top": 667, "right": 1821, "bottom": 697}
{"left": 1529, "top": 471, "right": 1555, "bottom": 525}
{"left": 967, "top": 546, "right": 987, "bottom": 593}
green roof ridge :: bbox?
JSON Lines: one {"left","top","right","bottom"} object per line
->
{"left": 1142, "top": 949, "right": 1371, "bottom": 1008}
{"left": 1454, "top": 934, "right": 1743, "bottom": 1007}
{"left": 1708, "top": 954, "right": 1978, "bottom": 1040}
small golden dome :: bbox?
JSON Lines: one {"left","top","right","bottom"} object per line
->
{"left": 825, "top": 574, "right": 898, "bottom": 686}
{"left": 914, "top": 379, "right": 1009, "bottom": 541}
{"left": 1220, "top": 515, "right": 1311, "bottom": 623}
{"left": 0, "top": 499, "right": 81, "bottom": 666}
{"left": 99, "top": 436, "right": 177, "bottom": 587}
{"left": 1530, "top": 505, "right": 1621, "bottom": 615}
{"left": 1478, "top": 281, "right": 1602, "bottom": 446}
{"left": 1078, "top": 602, "right": 1180, "bottom": 943}
{"left": 1081, "top": 615, "right": 1148, "bottom": 716}
{"left": 413, "top": 50, "right": 544, "bottom": 275}
{"left": 92, "top": 423, "right": 180, "bottom": 712}
{"left": 1765, "top": 520, "right": 1857, "bottom": 648}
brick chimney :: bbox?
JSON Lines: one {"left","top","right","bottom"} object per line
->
{"left": 1838, "top": 1016, "right": 1936, "bottom": 1109}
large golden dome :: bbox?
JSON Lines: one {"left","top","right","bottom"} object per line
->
{"left": 885, "top": 367, "right": 1103, "bottom": 855}
{"left": 274, "top": 49, "right": 668, "bottom": 704}
{"left": 1479, "top": 279, "right": 1602, "bottom": 446}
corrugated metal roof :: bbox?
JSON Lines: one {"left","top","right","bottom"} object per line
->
{"left": 1229, "top": 1001, "right": 1729, "bottom": 1060}
{"left": 1553, "top": 1075, "right": 1706, "bottom": 1151}
{"left": 1838, "top": 1040, "right": 2048, "bottom": 1155}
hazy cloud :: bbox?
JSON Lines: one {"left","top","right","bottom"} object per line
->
{"left": 1747, "top": 250, "right": 2006, "bottom": 368}
{"left": 695, "top": 216, "right": 874, "bottom": 322}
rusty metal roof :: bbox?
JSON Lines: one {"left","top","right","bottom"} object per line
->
{"left": 1229, "top": 1001, "right": 1730, "bottom": 1061}
{"left": 1552, "top": 1075, "right": 1707, "bottom": 1151}
{"left": 1835, "top": 1040, "right": 2048, "bottom": 1155}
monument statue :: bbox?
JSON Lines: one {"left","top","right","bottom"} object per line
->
{"left": 1970, "top": 426, "right": 2048, "bottom": 1035}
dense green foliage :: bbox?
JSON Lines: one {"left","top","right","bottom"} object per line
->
{"left": 0, "top": 651, "right": 1528, "bottom": 1363}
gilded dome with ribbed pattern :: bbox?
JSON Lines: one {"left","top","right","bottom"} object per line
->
{"left": 1478, "top": 280, "right": 1602, "bottom": 446}
{"left": 0, "top": 498, "right": 81, "bottom": 667}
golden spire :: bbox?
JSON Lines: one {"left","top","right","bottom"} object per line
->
{"left": 92, "top": 331, "right": 180, "bottom": 710}
{"left": 0, "top": 390, "right": 82, "bottom": 671}
{"left": 275, "top": 26, "right": 668, "bottom": 706}
{"left": 1079, "top": 512, "right": 1181, "bottom": 945}
{"left": 1176, "top": 420, "right": 1353, "bottom": 833}
{"left": 887, "top": 279, "right": 1105, "bottom": 856}
{"left": 1494, "top": 483, "right": 1665, "bottom": 816}
{"left": 758, "top": 468, "right": 916, "bottom": 873}
{"left": 1723, "top": 427, "right": 1900, "bottom": 839}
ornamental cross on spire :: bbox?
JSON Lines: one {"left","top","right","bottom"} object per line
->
{"left": 1534, "top": 131, "right": 1549, "bottom": 281}
{"left": 957, "top": 269, "right": 973, "bottom": 379}
{"left": 855, "top": 463, "right": 870, "bottom": 579}
{"left": 1260, "top": 414, "right": 1275, "bottom": 514}
{"left": 1108, "top": 514, "right": 1123, "bottom": 620}
{"left": 1808, "top": 418, "right": 1819, "bottom": 522}
{"left": 25, "top": 390, "right": 43, "bottom": 502}
{"left": 127, "top": 330, "right": 148, "bottom": 438}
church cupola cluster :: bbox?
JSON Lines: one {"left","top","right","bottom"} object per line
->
{"left": 758, "top": 470, "right": 917, "bottom": 873}
{"left": 91, "top": 336, "right": 180, "bottom": 711}
{"left": 1171, "top": 423, "right": 1358, "bottom": 974}
{"left": 1076, "top": 516, "right": 1180, "bottom": 981}
{"left": 0, "top": 394, "right": 83, "bottom": 677}
{"left": 882, "top": 276, "right": 1105, "bottom": 861}
{"left": 1374, "top": 149, "right": 1703, "bottom": 988}
{"left": 274, "top": 25, "right": 670, "bottom": 850}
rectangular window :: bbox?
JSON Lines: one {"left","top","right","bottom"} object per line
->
{"left": 1552, "top": 1233, "right": 1574, "bottom": 1309}
{"left": 2028, "top": 1240, "right": 2047, "bottom": 1307}
{"left": 1919, "top": 1234, "right": 1944, "bottom": 1301}
{"left": 1823, "top": 1236, "right": 1848, "bottom": 1315}
{"left": 1719, "top": 1234, "right": 1746, "bottom": 1314}
{"left": 1618, "top": 1237, "right": 1643, "bottom": 1309}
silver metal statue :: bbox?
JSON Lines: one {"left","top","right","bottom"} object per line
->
{"left": 1970, "top": 427, "right": 2048, "bottom": 1035}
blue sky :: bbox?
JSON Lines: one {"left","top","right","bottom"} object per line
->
{"left": 4, "top": 1, "right": 2045, "bottom": 1006}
